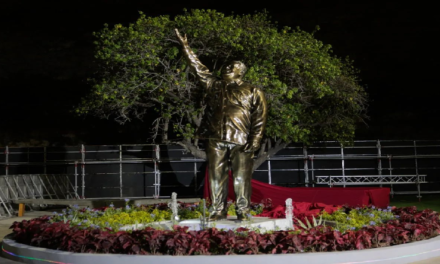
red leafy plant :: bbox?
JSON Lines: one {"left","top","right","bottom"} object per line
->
{"left": 9, "top": 206, "right": 440, "bottom": 255}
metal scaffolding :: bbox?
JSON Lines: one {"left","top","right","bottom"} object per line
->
{"left": 0, "top": 174, "right": 77, "bottom": 217}
{"left": 1, "top": 140, "right": 440, "bottom": 218}
{"left": 316, "top": 175, "right": 427, "bottom": 186}
{"left": 304, "top": 140, "right": 439, "bottom": 198}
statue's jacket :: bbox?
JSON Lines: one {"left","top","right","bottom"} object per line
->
{"left": 181, "top": 45, "right": 267, "bottom": 148}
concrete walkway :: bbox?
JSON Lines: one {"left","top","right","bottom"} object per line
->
{"left": 0, "top": 210, "right": 55, "bottom": 264}
{"left": 1, "top": 210, "right": 439, "bottom": 264}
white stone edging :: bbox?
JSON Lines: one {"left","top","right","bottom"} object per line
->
{"left": 2, "top": 234, "right": 440, "bottom": 264}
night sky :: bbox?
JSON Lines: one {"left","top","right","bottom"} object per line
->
{"left": 1, "top": 0, "right": 439, "bottom": 146}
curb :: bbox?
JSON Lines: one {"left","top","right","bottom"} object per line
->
{"left": 2, "top": 234, "right": 440, "bottom": 264}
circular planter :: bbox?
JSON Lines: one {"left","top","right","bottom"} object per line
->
{"left": 3, "top": 234, "right": 440, "bottom": 264}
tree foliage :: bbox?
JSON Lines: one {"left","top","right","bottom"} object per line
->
{"left": 78, "top": 9, "right": 367, "bottom": 170}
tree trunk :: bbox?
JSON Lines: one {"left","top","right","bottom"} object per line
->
{"left": 162, "top": 118, "right": 169, "bottom": 142}
{"left": 177, "top": 139, "right": 207, "bottom": 160}
{"left": 253, "top": 140, "right": 289, "bottom": 171}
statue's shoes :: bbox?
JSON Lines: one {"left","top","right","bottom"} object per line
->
{"left": 208, "top": 211, "right": 227, "bottom": 221}
{"left": 236, "top": 213, "right": 251, "bottom": 222}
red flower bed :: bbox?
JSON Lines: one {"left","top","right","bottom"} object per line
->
{"left": 9, "top": 206, "right": 440, "bottom": 255}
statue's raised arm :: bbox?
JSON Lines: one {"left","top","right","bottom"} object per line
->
{"left": 174, "top": 28, "right": 214, "bottom": 89}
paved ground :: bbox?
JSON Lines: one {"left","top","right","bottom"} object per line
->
{"left": 0, "top": 210, "right": 54, "bottom": 264}
{"left": 0, "top": 210, "right": 52, "bottom": 263}
{"left": 1, "top": 210, "right": 440, "bottom": 264}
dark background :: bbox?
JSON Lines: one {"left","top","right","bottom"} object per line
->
{"left": 1, "top": 0, "right": 439, "bottom": 146}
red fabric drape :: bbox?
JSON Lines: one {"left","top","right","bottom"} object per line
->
{"left": 258, "top": 202, "right": 341, "bottom": 219}
{"left": 203, "top": 168, "right": 390, "bottom": 208}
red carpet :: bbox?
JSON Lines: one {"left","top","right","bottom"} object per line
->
{"left": 203, "top": 169, "right": 390, "bottom": 208}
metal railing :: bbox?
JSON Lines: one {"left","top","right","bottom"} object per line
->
{"left": 1, "top": 140, "right": 440, "bottom": 217}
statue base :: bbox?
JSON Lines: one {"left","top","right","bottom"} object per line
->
{"left": 120, "top": 216, "right": 292, "bottom": 233}
{"left": 181, "top": 216, "right": 292, "bottom": 232}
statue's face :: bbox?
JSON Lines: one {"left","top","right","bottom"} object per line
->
{"left": 222, "top": 62, "right": 243, "bottom": 82}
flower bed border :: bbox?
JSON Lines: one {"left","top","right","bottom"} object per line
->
{"left": 7, "top": 206, "right": 440, "bottom": 255}
{"left": 3, "top": 234, "right": 440, "bottom": 264}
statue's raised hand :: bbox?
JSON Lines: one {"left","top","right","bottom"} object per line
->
{"left": 174, "top": 29, "right": 188, "bottom": 46}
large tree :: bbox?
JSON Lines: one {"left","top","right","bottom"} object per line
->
{"left": 78, "top": 9, "right": 367, "bottom": 170}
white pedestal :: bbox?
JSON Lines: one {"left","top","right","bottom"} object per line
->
{"left": 120, "top": 216, "right": 292, "bottom": 233}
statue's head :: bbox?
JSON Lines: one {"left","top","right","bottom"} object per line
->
{"left": 222, "top": 61, "right": 247, "bottom": 82}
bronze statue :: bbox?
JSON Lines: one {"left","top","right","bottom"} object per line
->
{"left": 175, "top": 29, "right": 267, "bottom": 221}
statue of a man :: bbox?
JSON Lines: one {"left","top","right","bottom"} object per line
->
{"left": 175, "top": 29, "right": 267, "bottom": 221}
